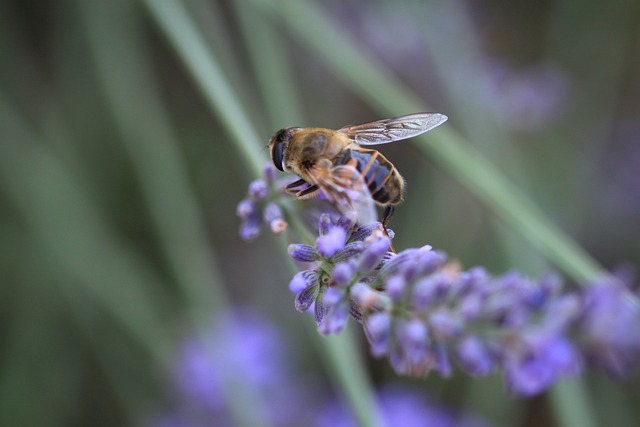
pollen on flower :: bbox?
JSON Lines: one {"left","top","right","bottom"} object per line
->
{"left": 316, "top": 226, "right": 348, "bottom": 258}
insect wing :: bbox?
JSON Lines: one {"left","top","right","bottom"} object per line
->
{"left": 317, "top": 165, "right": 377, "bottom": 225}
{"left": 338, "top": 112, "right": 448, "bottom": 145}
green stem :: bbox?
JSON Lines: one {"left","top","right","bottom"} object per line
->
{"left": 82, "top": 1, "right": 273, "bottom": 426}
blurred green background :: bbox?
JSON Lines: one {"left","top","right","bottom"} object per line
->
{"left": 1, "top": 0, "right": 639, "bottom": 426}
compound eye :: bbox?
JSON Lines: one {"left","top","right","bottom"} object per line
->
{"left": 271, "top": 139, "right": 285, "bottom": 171}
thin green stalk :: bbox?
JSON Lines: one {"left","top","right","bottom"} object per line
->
{"left": 232, "top": 2, "right": 385, "bottom": 423}
{"left": 254, "top": 0, "right": 605, "bottom": 284}
{"left": 80, "top": 0, "right": 226, "bottom": 325}
{"left": 0, "top": 94, "right": 170, "bottom": 359}
{"left": 81, "top": 2, "right": 271, "bottom": 426}
{"left": 140, "top": 1, "right": 385, "bottom": 426}
{"left": 549, "top": 380, "right": 600, "bottom": 427}
{"left": 231, "top": 0, "right": 305, "bottom": 127}
{"left": 0, "top": 94, "right": 172, "bottom": 419}
{"left": 139, "top": 0, "right": 263, "bottom": 177}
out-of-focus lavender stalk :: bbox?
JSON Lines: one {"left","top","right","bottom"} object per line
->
{"left": 237, "top": 163, "right": 640, "bottom": 397}
{"left": 145, "top": 306, "right": 494, "bottom": 427}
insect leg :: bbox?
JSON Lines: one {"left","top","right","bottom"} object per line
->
{"left": 296, "top": 184, "right": 320, "bottom": 199}
{"left": 286, "top": 178, "right": 308, "bottom": 191}
{"left": 381, "top": 205, "right": 397, "bottom": 253}
{"left": 381, "top": 205, "right": 395, "bottom": 228}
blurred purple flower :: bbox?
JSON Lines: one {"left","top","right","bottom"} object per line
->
{"left": 173, "top": 309, "right": 291, "bottom": 411}
{"left": 579, "top": 278, "right": 640, "bottom": 376}
{"left": 363, "top": 244, "right": 639, "bottom": 394}
{"left": 504, "top": 336, "right": 583, "bottom": 396}
{"left": 315, "top": 384, "right": 492, "bottom": 427}
{"left": 456, "top": 335, "right": 495, "bottom": 376}
{"left": 150, "top": 308, "right": 307, "bottom": 427}
{"left": 485, "top": 61, "right": 571, "bottom": 133}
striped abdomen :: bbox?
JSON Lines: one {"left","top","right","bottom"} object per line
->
{"left": 334, "top": 148, "right": 404, "bottom": 206}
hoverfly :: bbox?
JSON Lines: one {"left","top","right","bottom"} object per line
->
{"left": 269, "top": 113, "right": 447, "bottom": 227}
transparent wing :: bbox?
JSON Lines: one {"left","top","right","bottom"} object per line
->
{"left": 314, "top": 164, "right": 377, "bottom": 225}
{"left": 338, "top": 112, "right": 448, "bottom": 146}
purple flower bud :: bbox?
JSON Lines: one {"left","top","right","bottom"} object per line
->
{"left": 318, "top": 214, "right": 332, "bottom": 236}
{"left": 397, "top": 318, "right": 429, "bottom": 365}
{"left": 318, "top": 301, "right": 350, "bottom": 335}
{"left": 358, "top": 236, "right": 391, "bottom": 273}
{"left": 531, "top": 273, "right": 563, "bottom": 308}
{"left": 349, "top": 222, "right": 384, "bottom": 242}
{"left": 248, "top": 179, "right": 269, "bottom": 200}
{"left": 264, "top": 202, "right": 287, "bottom": 235}
{"left": 332, "top": 262, "right": 355, "bottom": 287}
{"left": 505, "top": 355, "right": 555, "bottom": 396}
{"left": 240, "top": 217, "right": 261, "bottom": 241}
{"left": 366, "top": 312, "right": 392, "bottom": 357}
{"left": 288, "top": 244, "right": 320, "bottom": 262}
{"left": 456, "top": 335, "right": 494, "bottom": 376}
{"left": 387, "top": 275, "right": 406, "bottom": 302}
{"left": 389, "top": 346, "right": 433, "bottom": 377}
{"left": 336, "top": 212, "right": 357, "bottom": 232}
{"left": 459, "top": 292, "right": 484, "bottom": 321}
{"left": 402, "top": 262, "right": 419, "bottom": 282}
{"left": 351, "top": 283, "right": 384, "bottom": 311}
{"left": 412, "top": 273, "right": 451, "bottom": 310}
{"left": 429, "top": 309, "right": 462, "bottom": 339}
{"left": 263, "top": 163, "right": 278, "bottom": 182}
{"left": 269, "top": 219, "right": 287, "bottom": 235}
{"left": 483, "top": 276, "right": 532, "bottom": 325}
{"left": 415, "top": 250, "right": 447, "bottom": 277}
{"left": 295, "top": 284, "right": 319, "bottom": 312}
{"left": 377, "top": 251, "right": 396, "bottom": 270}
{"left": 316, "top": 226, "right": 347, "bottom": 258}
{"left": 539, "top": 294, "right": 581, "bottom": 333}
{"left": 263, "top": 202, "right": 283, "bottom": 223}
{"left": 455, "top": 267, "right": 490, "bottom": 297}
{"left": 323, "top": 287, "right": 345, "bottom": 308}
{"left": 378, "top": 245, "right": 438, "bottom": 281}
{"left": 378, "top": 248, "right": 420, "bottom": 279}
{"left": 502, "top": 307, "right": 531, "bottom": 329}
{"left": 314, "top": 292, "right": 328, "bottom": 324}
{"left": 539, "top": 336, "right": 583, "bottom": 377}
{"left": 389, "top": 348, "right": 411, "bottom": 375}
{"left": 333, "top": 242, "right": 365, "bottom": 263}
{"left": 434, "top": 342, "right": 453, "bottom": 377}
{"left": 505, "top": 336, "right": 582, "bottom": 396}
{"left": 580, "top": 280, "right": 640, "bottom": 376}
{"left": 289, "top": 270, "right": 318, "bottom": 294}
{"left": 349, "top": 299, "right": 363, "bottom": 323}
{"left": 236, "top": 198, "right": 256, "bottom": 219}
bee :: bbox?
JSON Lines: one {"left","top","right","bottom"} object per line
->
{"left": 269, "top": 112, "right": 448, "bottom": 227}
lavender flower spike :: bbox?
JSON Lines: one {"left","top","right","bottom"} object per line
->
{"left": 239, "top": 166, "right": 640, "bottom": 397}
{"left": 285, "top": 215, "right": 394, "bottom": 333}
